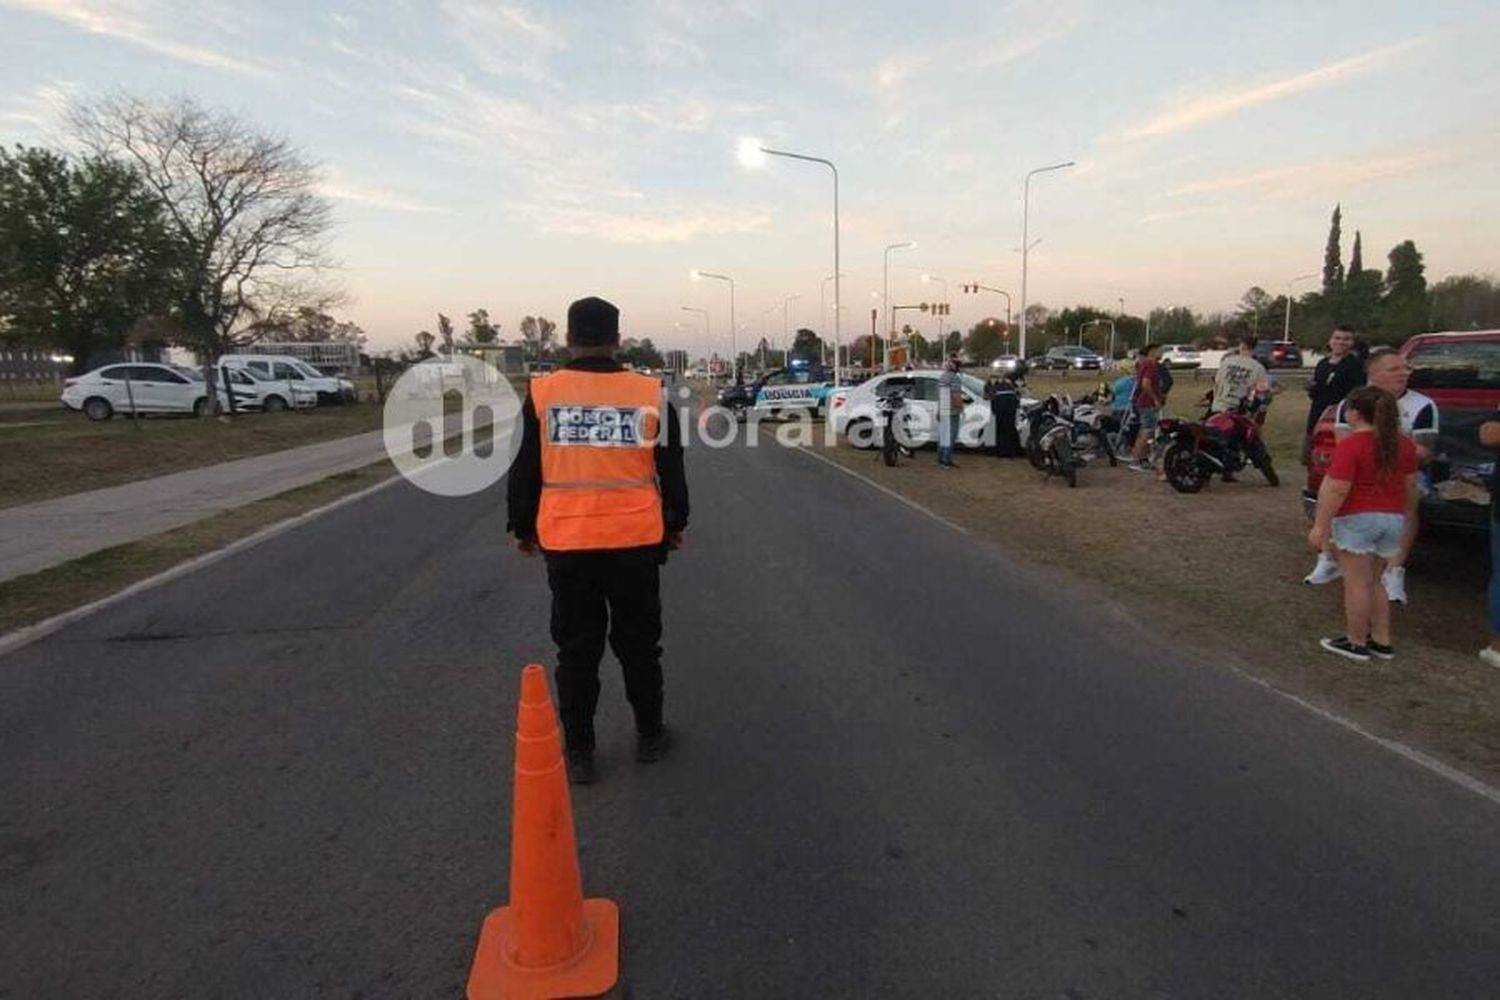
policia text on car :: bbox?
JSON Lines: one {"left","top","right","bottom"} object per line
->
{"left": 506, "top": 296, "right": 690, "bottom": 786}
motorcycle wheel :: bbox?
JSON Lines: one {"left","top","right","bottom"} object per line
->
{"left": 1026, "top": 436, "right": 1047, "bottom": 471}
{"left": 882, "top": 430, "right": 898, "bottom": 467}
{"left": 1053, "top": 439, "right": 1078, "bottom": 488}
{"left": 1162, "top": 443, "right": 1210, "bottom": 494}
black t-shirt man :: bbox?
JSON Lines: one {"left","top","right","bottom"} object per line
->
{"left": 1306, "top": 331, "right": 1365, "bottom": 433}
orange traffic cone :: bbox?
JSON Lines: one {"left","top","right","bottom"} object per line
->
{"left": 468, "top": 665, "right": 620, "bottom": 1000}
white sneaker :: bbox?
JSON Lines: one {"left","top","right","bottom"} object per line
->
{"left": 1478, "top": 647, "right": 1500, "bottom": 671}
{"left": 1382, "top": 566, "right": 1407, "bottom": 604}
{"left": 1303, "top": 554, "right": 1342, "bottom": 585}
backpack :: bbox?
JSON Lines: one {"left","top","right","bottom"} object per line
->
{"left": 1157, "top": 363, "right": 1175, "bottom": 399}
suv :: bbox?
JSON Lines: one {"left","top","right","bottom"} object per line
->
{"left": 1253, "top": 340, "right": 1303, "bottom": 368}
{"left": 1040, "top": 345, "right": 1102, "bottom": 371}
{"left": 1304, "top": 330, "right": 1499, "bottom": 531}
{"left": 1159, "top": 345, "right": 1202, "bottom": 370}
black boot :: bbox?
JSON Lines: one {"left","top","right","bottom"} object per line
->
{"left": 636, "top": 726, "right": 672, "bottom": 764}
{"left": 565, "top": 748, "right": 597, "bottom": 785}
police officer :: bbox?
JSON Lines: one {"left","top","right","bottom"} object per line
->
{"left": 507, "top": 296, "right": 689, "bottom": 785}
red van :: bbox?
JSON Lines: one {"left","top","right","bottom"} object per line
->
{"left": 1304, "top": 330, "right": 1499, "bottom": 530}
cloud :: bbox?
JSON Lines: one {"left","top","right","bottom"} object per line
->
{"left": 0, "top": 0, "right": 271, "bottom": 78}
{"left": 440, "top": 0, "right": 566, "bottom": 85}
{"left": 321, "top": 169, "right": 451, "bottom": 214}
{"left": 1169, "top": 145, "right": 1464, "bottom": 199}
{"left": 1115, "top": 37, "right": 1424, "bottom": 143}
{"left": 517, "top": 201, "right": 772, "bottom": 244}
{"left": 0, "top": 80, "right": 81, "bottom": 131}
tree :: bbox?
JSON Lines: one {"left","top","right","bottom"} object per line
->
{"left": 618, "top": 337, "right": 663, "bottom": 369}
{"left": 1383, "top": 239, "right": 1427, "bottom": 338}
{"left": 0, "top": 145, "right": 179, "bottom": 373}
{"left": 436, "top": 313, "right": 454, "bottom": 354}
{"left": 1147, "top": 306, "right": 1199, "bottom": 344}
{"left": 789, "top": 327, "right": 823, "bottom": 363}
{"left": 944, "top": 330, "right": 962, "bottom": 357}
{"left": 70, "top": 95, "right": 335, "bottom": 404}
{"left": 412, "top": 330, "right": 435, "bottom": 360}
{"left": 1237, "top": 286, "right": 1275, "bottom": 336}
{"left": 963, "top": 320, "right": 1006, "bottom": 364}
{"left": 518, "top": 315, "right": 558, "bottom": 359}
{"left": 1428, "top": 274, "right": 1500, "bottom": 331}
{"left": 246, "top": 305, "right": 365, "bottom": 345}
{"left": 465, "top": 308, "right": 499, "bottom": 345}
{"left": 1322, "top": 203, "right": 1344, "bottom": 293}
{"left": 1349, "top": 230, "right": 1364, "bottom": 277}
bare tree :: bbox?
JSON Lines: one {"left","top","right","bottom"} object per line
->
{"left": 69, "top": 94, "right": 335, "bottom": 411}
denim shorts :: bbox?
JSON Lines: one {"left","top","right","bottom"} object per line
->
{"left": 1134, "top": 407, "right": 1160, "bottom": 431}
{"left": 1332, "top": 512, "right": 1406, "bottom": 558}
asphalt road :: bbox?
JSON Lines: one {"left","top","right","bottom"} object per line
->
{"left": 2, "top": 431, "right": 1498, "bottom": 998}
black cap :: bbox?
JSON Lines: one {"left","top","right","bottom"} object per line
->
{"left": 567, "top": 296, "right": 620, "bottom": 347}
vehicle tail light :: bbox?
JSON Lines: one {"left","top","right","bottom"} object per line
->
{"left": 832, "top": 396, "right": 845, "bottom": 408}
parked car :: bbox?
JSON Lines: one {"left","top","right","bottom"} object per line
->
{"left": 1304, "top": 329, "right": 1499, "bottom": 531}
{"left": 989, "top": 354, "right": 1023, "bottom": 375}
{"left": 62, "top": 363, "right": 232, "bottom": 420}
{"left": 1039, "top": 346, "right": 1103, "bottom": 371}
{"left": 223, "top": 366, "right": 318, "bottom": 412}
{"left": 1159, "top": 345, "right": 1202, "bottom": 370}
{"left": 828, "top": 369, "right": 995, "bottom": 448}
{"left": 1253, "top": 340, "right": 1303, "bottom": 369}
{"left": 217, "top": 354, "right": 356, "bottom": 404}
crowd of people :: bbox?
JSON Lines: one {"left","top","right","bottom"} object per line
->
{"left": 970, "top": 326, "right": 1500, "bottom": 670}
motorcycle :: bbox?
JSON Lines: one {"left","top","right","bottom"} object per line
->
{"left": 1021, "top": 394, "right": 1080, "bottom": 487}
{"left": 1157, "top": 391, "right": 1280, "bottom": 494}
{"left": 1065, "top": 392, "right": 1118, "bottom": 467}
{"left": 877, "top": 387, "right": 917, "bottom": 467}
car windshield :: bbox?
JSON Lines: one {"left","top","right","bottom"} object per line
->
{"left": 959, "top": 373, "right": 986, "bottom": 395}
{"left": 1408, "top": 340, "right": 1500, "bottom": 391}
{"left": 295, "top": 362, "right": 323, "bottom": 378}
{"left": 170, "top": 364, "right": 204, "bottom": 381}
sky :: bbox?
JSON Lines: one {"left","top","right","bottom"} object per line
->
{"left": 2, "top": 0, "right": 1498, "bottom": 358}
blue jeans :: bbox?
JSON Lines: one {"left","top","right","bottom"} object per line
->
{"left": 1490, "top": 519, "right": 1500, "bottom": 634}
{"left": 937, "top": 414, "right": 959, "bottom": 465}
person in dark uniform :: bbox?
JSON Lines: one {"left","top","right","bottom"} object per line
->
{"left": 986, "top": 374, "right": 1023, "bottom": 457}
{"left": 506, "top": 296, "right": 689, "bottom": 785}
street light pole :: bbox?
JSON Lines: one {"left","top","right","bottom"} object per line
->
{"left": 1283, "top": 272, "right": 1318, "bottom": 341}
{"left": 692, "top": 270, "right": 736, "bottom": 381}
{"left": 1019, "top": 161, "right": 1075, "bottom": 362}
{"left": 883, "top": 241, "right": 915, "bottom": 370}
{"left": 739, "top": 139, "right": 840, "bottom": 385}
{"left": 680, "top": 305, "right": 710, "bottom": 379}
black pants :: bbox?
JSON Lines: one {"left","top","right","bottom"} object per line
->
{"left": 990, "top": 393, "right": 1022, "bottom": 457}
{"left": 545, "top": 548, "right": 664, "bottom": 752}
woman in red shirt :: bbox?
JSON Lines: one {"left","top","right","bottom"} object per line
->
{"left": 1307, "top": 387, "right": 1420, "bottom": 661}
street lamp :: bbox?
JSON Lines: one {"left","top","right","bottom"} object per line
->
{"left": 921, "top": 273, "right": 949, "bottom": 343}
{"left": 883, "top": 241, "right": 915, "bottom": 369}
{"left": 680, "top": 306, "right": 711, "bottom": 380}
{"left": 819, "top": 274, "right": 846, "bottom": 363}
{"left": 738, "top": 137, "right": 841, "bottom": 384}
{"left": 1018, "top": 161, "right": 1075, "bottom": 361}
{"left": 1081, "top": 318, "right": 1117, "bottom": 361}
{"left": 1282, "top": 272, "right": 1318, "bottom": 340}
{"left": 691, "top": 269, "right": 736, "bottom": 381}
{"left": 783, "top": 295, "right": 801, "bottom": 368}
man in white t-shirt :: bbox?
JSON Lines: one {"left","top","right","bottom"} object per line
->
{"left": 1304, "top": 349, "right": 1438, "bottom": 601}
{"left": 1212, "top": 335, "right": 1271, "bottom": 413}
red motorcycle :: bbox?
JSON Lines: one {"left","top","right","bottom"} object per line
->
{"left": 1157, "top": 391, "right": 1279, "bottom": 493}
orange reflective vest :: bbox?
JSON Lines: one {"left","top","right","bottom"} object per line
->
{"left": 530, "top": 369, "right": 665, "bottom": 552}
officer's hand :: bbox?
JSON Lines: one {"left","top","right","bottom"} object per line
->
{"left": 667, "top": 531, "right": 685, "bottom": 551}
{"left": 516, "top": 538, "right": 537, "bottom": 557}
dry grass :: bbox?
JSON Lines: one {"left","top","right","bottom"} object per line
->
{"left": 0, "top": 460, "right": 396, "bottom": 635}
{"left": 807, "top": 370, "right": 1500, "bottom": 781}
{"left": 0, "top": 404, "right": 383, "bottom": 510}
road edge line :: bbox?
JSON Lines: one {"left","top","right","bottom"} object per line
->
{"left": 789, "top": 442, "right": 1500, "bottom": 810}
{"left": 0, "top": 471, "right": 403, "bottom": 659}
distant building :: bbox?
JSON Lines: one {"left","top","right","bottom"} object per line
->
{"left": 0, "top": 346, "right": 65, "bottom": 385}
{"left": 463, "top": 343, "right": 526, "bottom": 375}
{"left": 246, "top": 341, "right": 362, "bottom": 375}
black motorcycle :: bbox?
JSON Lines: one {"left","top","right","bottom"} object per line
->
{"left": 1022, "top": 396, "right": 1079, "bottom": 487}
{"left": 877, "top": 388, "right": 916, "bottom": 467}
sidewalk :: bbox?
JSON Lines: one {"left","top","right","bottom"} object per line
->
{"left": 0, "top": 430, "right": 390, "bottom": 583}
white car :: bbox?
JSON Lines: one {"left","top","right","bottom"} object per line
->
{"left": 828, "top": 370, "right": 995, "bottom": 448}
{"left": 221, "top": 366, "right": 318, "bottom": 412}
{"left": 217, "top": 354, "right": 356, "bottom": 404}
{"left": 1159, "top": 345, "right": 1202, "bottom": 370}
{"left": 62, "top": 363, "right": 235, "bottom": 421}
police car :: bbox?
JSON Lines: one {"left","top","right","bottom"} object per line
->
{"left": 718, "top": 360, "right": 836, "bottom": 419}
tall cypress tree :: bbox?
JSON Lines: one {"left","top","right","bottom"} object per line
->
{"left": 1322, "top": 203, "right": 1344, "bottom": 292}
{"left": 1348, "top": 230, "right": 1363, "bottom": 277}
